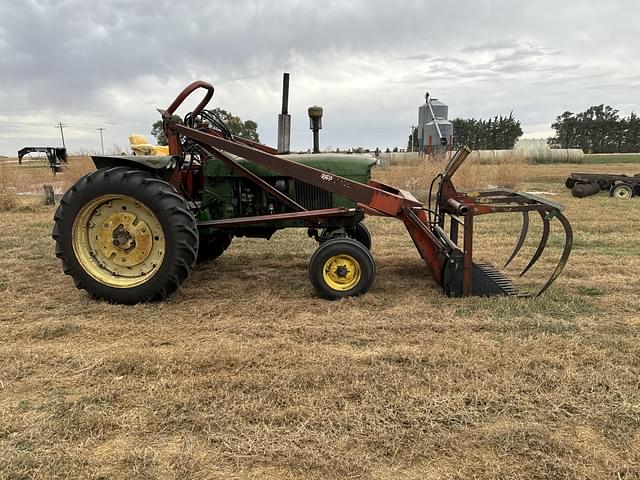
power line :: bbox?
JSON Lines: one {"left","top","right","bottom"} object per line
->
{"left": 96, "top": 127, "right": 106, "bottom": 154}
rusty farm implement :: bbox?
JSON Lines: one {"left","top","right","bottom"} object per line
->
{"left": 52, "top": 81, "right": 573, "bottom": 304}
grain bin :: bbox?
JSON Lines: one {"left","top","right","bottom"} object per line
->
{"left": 417, "top": 92, "right": 453, "bottom": 152}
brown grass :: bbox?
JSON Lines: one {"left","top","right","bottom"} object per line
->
{"left": 1, "top": 160, "right": 640, "bottom": 479}
{"left": 2, "top": 156, "right": 94, "bottom": 193}
{"left": 0, "top": 157, "right": 94, "bottom": 213}
{"left": 0, "top": 162, "right": 18, "bottom": 211}
{"left": 375, "top": 152, "right": 523, "bottom": 199}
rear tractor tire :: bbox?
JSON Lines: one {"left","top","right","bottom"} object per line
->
{"left": 52, "top": 167, "right": 199, "bottom": 304}
{"left": 309, "top": 238, "right": 375, "bottom": 300}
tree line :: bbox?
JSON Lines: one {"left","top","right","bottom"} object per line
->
{"left": 548, "top": 105, "right": 640, "bottom": 153}
{"left": 451, "top": 114, "right": 523, "bottom": 150}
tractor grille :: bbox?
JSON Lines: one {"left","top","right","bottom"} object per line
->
{"left": 294, "top": 180, "right": 332, "bottom": 210}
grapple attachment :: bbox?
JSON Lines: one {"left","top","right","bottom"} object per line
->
{"left": 408, "top": 147, "right": 573, "bottom": 297}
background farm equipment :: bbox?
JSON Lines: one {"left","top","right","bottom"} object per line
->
{"left": 52, "top": 81, "right": 573, "bottom": 304}
{"left": 18, "top": 147, "right": 67, "bottom": 173}
{"left": 566, "top": 172, "right": 640, "bottom": 199}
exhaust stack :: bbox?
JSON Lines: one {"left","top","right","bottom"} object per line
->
{"left": 277, "top": 73, "right": 291, "bottom": 154}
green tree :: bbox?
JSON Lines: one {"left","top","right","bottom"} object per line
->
{"left": 407, "top": 126, "right": 419, "bottom": 151}
{"left": 452, "top": 113, "right": 522, "bottom": 150}
{"left": 151, "top": 115, "right": 182, "bottom": 146}
{"left": 206, "top": 108, "right": 260, "bottom": 142}
{"left": 151, "top": 108, "right": 260, "bottom": 145}
{"left": 549, "top": 105, "right": 637, "bottom": 153}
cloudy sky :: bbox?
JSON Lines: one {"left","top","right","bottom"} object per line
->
{"left": 0, "top": 0, "right": 638, "bottom": 155}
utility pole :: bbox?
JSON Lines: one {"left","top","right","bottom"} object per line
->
{"left": 96, "top": 127, "right": 106, "bottom": 154}
{"left": 410, "top": 125, "right": 415, "bottom": 153}
{"left": 56, "top": 122, "right": 68, "bottom": 148}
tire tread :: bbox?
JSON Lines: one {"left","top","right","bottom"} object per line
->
{"left": 52, "top": 167, "right": 198, "bottom": 304}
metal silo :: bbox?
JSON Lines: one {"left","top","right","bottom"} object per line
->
{"left": 417, "top": 92, "right": 453, "bottom": 153}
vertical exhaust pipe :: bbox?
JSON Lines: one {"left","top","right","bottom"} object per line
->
{"left": 277, "top": 73, "right": 291, "bottom": 154}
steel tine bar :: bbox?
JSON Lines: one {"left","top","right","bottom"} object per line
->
{"left": 475, "top": 189, "right": 515, "bottom": 196}
{"left": 476, "top": 196, "right": 533, "bottom": 205}
{"left": 504, "top": 211, "right": 529, "bottom": 268}
{"left": 519, "top": 210, "right": 550, "bottom": 277}
{"left": 535, "top": 211, "right": 573, "bottom": 297}
{"left": 488, "top": 205, "right": 549, "bottom": 213}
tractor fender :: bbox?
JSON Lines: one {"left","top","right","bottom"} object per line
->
{"left": 91, "top": 155, "right": 179, "bottom": 173}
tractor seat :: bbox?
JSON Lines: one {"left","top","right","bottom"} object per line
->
{"left": 129, "top": 134, "right": 170, "bottom": 156}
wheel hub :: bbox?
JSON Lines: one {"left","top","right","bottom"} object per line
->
{"left": 335, "top": 265, "right": 349, "bottom": 278}
{"left": 112, "top": 225, "right": 135, "bottom": 249}
{"left": 72, "top": 195, "right": 165, "bottom": 288}
{"left": 614, "top": 186, "right": 632, "bottom": 199}
{"left": 322, "top": 254, "right": 361, "bottom": 291}
{"left": 94, "top": 209, "right": 153, "bottom": 267}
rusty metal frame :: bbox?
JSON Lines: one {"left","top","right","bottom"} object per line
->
{"left": 198, "top": 208, "right": 359, "bottom": 228}
{"left": 173, "top": 124, "right": 423, "bottom": 215}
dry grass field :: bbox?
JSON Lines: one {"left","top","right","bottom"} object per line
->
{"left": 1, "top": 156, "right": 640, "bottom": 479}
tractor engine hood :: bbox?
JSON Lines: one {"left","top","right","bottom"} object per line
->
{"left": 205, "top": 153, "right": 376, "bottom": 179}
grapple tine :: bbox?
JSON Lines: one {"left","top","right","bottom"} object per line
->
{"left": 504, "top": 210, "right": 529, "bottom": 268}
{"left": 519, "top": 210, "right": 550, "bottom": 277}
{"left": 535, "top": 211, "right": 573, "bottom": 297}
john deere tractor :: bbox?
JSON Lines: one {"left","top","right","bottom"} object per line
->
{"left": 53, "top": 81, "right": 572, "bottom": 304}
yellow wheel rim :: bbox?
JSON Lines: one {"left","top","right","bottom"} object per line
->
{"left": 72, "top": 194, "right": 166, "bottom": 288}
{"left": 322, "top": 254, "right": 361, "bottom": 291}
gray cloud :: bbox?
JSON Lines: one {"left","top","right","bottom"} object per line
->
{"left": 0, "top": 0, "right": 638, "bottom": 154}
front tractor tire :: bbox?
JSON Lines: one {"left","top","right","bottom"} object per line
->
{"left": 52, "top": 167, "right": 199, "bottom": 304}
{"left": 309, "top": 238, "right": 375, "bottom": 300}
